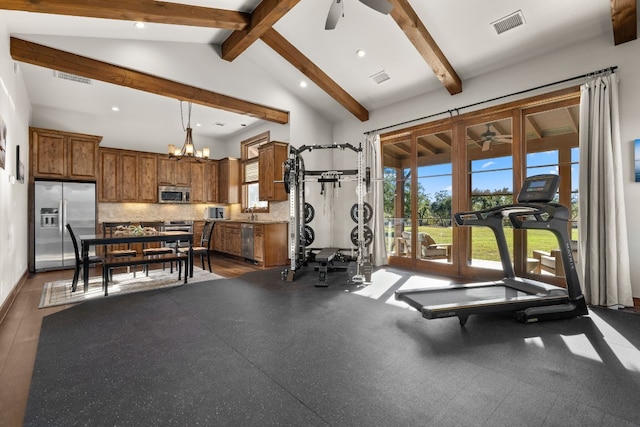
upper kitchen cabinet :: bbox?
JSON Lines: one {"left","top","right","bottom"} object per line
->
{"left": 218, "top": 158, "right": 240, "bottom": 204}
{"left": 137, "top": 153, "right": 158, "bottom": 202}
{"left": 190, "top": 160, "right": 206, "bottom": 203}
{"left": 30, "top": 127, "right": 101, "bottom": 181}
{"left": 258, "top": 141, "right": 288, "bottom": 201}
{"left": 98, "top": 148, "right": 157, "bottom": 203}
{"left": 205, "top": 161, "right": 219, "bottom": 203}
{"left": 157, "top": 157, "right": 190, "bottom": 186}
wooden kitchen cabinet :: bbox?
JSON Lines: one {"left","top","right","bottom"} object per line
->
{"left": 205, "top": 161, "right": 219, "bottom": 203}
{"left": 213, "top": 221, "right": 241, "bottom": 256}
{"left": 190, "top": 161, "right": 205, "bottom": 202}
{"left": 175, "top": 160, "right": 191, "bottom": 186}
{"left": 258, "top": 141, "right": 288, "bottom": 201}
{"left": 213, "top": 221, "right": 287, "bottom": 267}
{"left": 253, "top": 224, "right": 264, "bottom": 262}
{"left": 30, "top": 127, "right": 101, "bottom": 181}
{"left": 157, "top": 157, "right": 190, "bottom": 186}
{"left": 157, "top": 157, "right": 175, "bottom": 185}
{"left": 119, "top": 152, "right": 138, "bottom": 202}
{"left": 137, "top": 153, "right": 158, "bottom": 202}
{"left": 99, "top": 149, "right": 119, "bottom": 201}
{"left": 98, "top": 148, "right": 157, "bottom": 202}
{"left": 256, "top": 222, "right": 288, "bottom": 266}
{"left": 218, "top": 158, "right": 240, "bottom": 204}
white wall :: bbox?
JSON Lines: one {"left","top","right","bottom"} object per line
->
{"left": 332, "top": 32, "right": 640, "bottom": 298}
{"left": 0, "top": 17, "right": 31, "bottom": 310}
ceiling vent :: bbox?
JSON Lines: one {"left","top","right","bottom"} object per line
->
{"left": 53, "top": 70, "right": 92, "bottom": 85}
{"left": 370, "top": 70, "right": 390, "bottom": 85}
{"left": 214, "top": 122, "right": 226, "bottom": 127}
{"left": 491, "top": 10, "right": 525, "bottom": 35}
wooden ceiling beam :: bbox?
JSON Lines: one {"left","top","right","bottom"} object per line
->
{"left": 222, "top": 0, "right": 301, "bottom": 61}
{"left": 10, "top": 37, "right": 289, "bottom": 124}
{"left": 261, "top": 28, "right": 369, "bottom": 122}
{"left": 0, "top": 0, "right": 249, "bottom": 30}
{"left": 388, "top": 0, "right": 462, "bottom": 95}
{"left": 610, "top": 0, "right": 637, "bottom": 45}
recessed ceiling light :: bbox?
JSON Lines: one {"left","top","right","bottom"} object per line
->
{"left": 299, "top": 81, "right": 307, "bottom": 88}
{"left": 134, "top": 22, "right": 146, "bottom": 29}
{"left": 356, "top": 49, "right": 366, "bottom": 58}
{"left": 195, "top": 123, "right": 202, "bottom": 127}
{"left": 111, "top": 106, "right": 120, "bottom": 112}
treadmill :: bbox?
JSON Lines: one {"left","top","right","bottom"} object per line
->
{"left": 395, "top": 174, "right": 588, "bottom": 326}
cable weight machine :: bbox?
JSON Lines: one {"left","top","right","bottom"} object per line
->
{"left": 281, "top": 142, "right": 372, "bottom": 285}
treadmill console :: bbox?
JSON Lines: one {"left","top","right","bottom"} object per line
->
{"left": 517, "top": 174, "right": 560, "bottom": 203}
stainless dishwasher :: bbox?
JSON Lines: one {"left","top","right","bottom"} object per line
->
{"left": 241, "top": 223, "right": 254, "bottom": 260}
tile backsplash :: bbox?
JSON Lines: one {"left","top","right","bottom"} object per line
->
{"left": 99, "top": 201, "right": 289, "bottom": 223}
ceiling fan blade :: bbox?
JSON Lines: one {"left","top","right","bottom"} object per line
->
{"left": 359, "top": 0, "right": 393, "bottom": 15}
{"left": 325, "top": 0, "right": 344, "bottom": 30}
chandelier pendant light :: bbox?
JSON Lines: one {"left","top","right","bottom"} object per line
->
{"left": 168, "top": 101, "right": 210, "bottom": 160}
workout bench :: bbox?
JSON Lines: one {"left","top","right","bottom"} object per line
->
{"left": 315, "top": 247, "right": 339, "bottom": 286}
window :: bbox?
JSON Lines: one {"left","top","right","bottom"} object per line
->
{"left": 466, "top": 118, "right": 514, "bottom": 269}
{"left": 380, "top": 87, "right": 580, "bottom": 285}
{"left": 241, "top": 132, "right": 269, "bottom": 212}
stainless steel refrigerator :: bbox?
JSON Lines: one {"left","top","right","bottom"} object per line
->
{"left": 34, "top": 181, "right": 96, "bottom": 271}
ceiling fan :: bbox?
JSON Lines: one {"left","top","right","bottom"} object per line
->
{"left": 325, "top": 0, "right": 394, "bottom": 30}
{"left": 475, "top": 123, "right": 513, "bottom": 151}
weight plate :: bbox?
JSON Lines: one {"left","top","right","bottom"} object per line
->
{"left": 284, "top": 170, "right": 290, "bottom": 194}
{"left": 350, "top": 202, "right": 373, "bottom": 224}
{"left": 304, "top": 203, "right": 315, "bottom": 223}
{"left": 350, "top": 225, "right": 373, "bottom": 247}
{"left": 303, "top": 225, "right": 315, "bottom": 246}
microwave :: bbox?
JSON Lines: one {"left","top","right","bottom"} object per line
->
{"left": 205, "top": 206, "right": 229, "bottom": 220}
{"left": 158, "top": 186, "right": 190, "bottom": 203}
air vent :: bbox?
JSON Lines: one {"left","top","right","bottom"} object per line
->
{"left": 214, "top": 122, "right": 226, "bottom": 127}
{"left": 370, "top": 70, "right": 390, "bottom": 85}
{"left": 491, "top": 10, "right": 525, "bottom": 35}
{"left": 53, "top": 70, "right": 92, "bottom": 85}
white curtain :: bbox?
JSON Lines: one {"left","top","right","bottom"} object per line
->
{"left": 578, "top": 72, "right": 633, "bottom": 308}
{"left": 365, "top": 133, "right": 388, "bottom": 266}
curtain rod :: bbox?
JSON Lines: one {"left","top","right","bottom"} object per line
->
{"left": 364, "top": 65, "right": 618, "bottom": 135}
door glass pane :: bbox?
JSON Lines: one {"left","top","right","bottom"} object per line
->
{"left": 466, "top": 118, "right": 513, "bottom": 269}
{"left": 383, "top": 140, "right": 412, "bottom": 257}
{"left": 525, "top": 104, "right": 580, "bottom": 277}
{"left": 416, "top": 130, "right": 453, "bottom": 263}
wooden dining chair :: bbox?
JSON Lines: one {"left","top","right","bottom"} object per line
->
{"left": 178, "top": 220, "right": 215, "bottom": 272}
{"left": 67, "top": 223, "right": 102, "bottom": 292}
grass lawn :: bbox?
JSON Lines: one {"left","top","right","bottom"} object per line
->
{"left": 390, "top": 225, "right": 578, "bottom": 262}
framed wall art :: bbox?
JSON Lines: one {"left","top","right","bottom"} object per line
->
{"left": 636, "top": 139, "right": 640, "bottom": 182}
{"left": 16, "top": 145, "right": 24, "bottom": 183}
{"left": 0, "top": 114, "right": 6, "bottom": 170}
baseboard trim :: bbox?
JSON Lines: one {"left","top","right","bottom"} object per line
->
{"left": 634, "top": 297, "right": 640, "bottom": 309}
{"left": 0, "top": 270, "right": 29, "bottom": 325}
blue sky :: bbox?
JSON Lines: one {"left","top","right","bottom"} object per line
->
{"left": 415, "top": 149, "right": 579, "bottom": 199}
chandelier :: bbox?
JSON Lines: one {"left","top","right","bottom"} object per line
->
{"left": 168, "top": 101, "right": 210, "bottom": 160}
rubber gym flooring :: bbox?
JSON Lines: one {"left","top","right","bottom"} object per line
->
{"left": 25, "top": 266, "right": 640, "bottom": 426}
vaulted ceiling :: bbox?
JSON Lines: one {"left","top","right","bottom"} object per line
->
{"left": 0, "top": 0, "right": 635, "bottom": 151}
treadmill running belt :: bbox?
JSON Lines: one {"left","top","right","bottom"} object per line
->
{"left": 401, "top": 285, "right": 529, "bottom": 307}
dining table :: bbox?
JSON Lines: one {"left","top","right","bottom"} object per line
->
{"left": 79, "top": 231, "right": 194, "bottom": 290}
